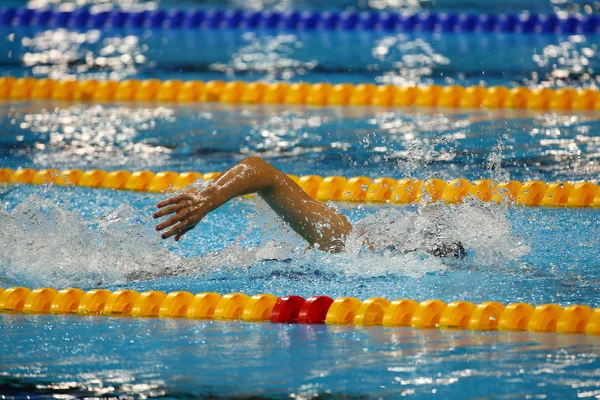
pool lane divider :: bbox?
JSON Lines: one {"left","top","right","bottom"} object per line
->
{"left": 0, "top": 7, "right": 598, "bottom": 35}
{"left": 1, "top": 77, "right": 600, "bottom": 111}
{"left": 1, "top": 167, "right": 599, "bottom": 207}
{"left": 0, "top": 287, "right": 598, "bottom": 335}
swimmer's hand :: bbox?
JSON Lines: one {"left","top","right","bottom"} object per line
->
{"left": 153, "top": 188, "right": 215, "bottom": 241}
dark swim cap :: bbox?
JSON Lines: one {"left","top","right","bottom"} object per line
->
{"left": 428, "top": 242, "right": 467, "bottom": 259}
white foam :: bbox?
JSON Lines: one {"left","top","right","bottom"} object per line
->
{"left": 339, "top": 198, "right": 529, "bottom": 276}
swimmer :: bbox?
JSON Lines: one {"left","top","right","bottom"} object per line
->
{"left": 153, "top": 157, "right": 465, "bottom": 258}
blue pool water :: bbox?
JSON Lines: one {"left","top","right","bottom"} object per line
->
{"left": 1, "top": 26, "right": 599, "bottom": 88}
{"left": 1, "top": 0, "right": 600, "bottom": 398}
{"left": 2, "top": 315, "right": 600, "bottom": 398}
{"left": 2, "top": 102, "right": 600, "bottom": 182}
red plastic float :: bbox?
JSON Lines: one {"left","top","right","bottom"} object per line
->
{"left": 270, "top": 296, "right": 306, "bottom": 323}
{"left": 297, "top": 296, "right": 334, "bottom": 324}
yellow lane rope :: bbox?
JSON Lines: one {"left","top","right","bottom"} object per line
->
{"left": 1, "top": 77, "right": 599, "bottom": 110}
{"left": 0, "top": 287, "right": 598, "bottom": 335}
{"left": 1, "top": 167, "right": 599, "bottom": 207}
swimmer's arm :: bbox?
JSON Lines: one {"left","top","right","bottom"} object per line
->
{"left": 153, "top": 157, "right": 352, "bottom": 252}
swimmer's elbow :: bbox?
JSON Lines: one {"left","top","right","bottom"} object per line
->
{"left": 240, "top": 156, "right": 271, "bottom": 171}
{"left": 238, "top": 157, "right": 279, "bottom": 186}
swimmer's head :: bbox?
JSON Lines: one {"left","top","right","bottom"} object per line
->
{"left": 427, "top": 242, "right": 466, "bottom": 259}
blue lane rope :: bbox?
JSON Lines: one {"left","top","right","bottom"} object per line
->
{"left": 0, "top": 7, "right": 598, "bottom": 34}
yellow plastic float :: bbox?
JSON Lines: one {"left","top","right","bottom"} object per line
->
{"left": 132, "top": 291, "right": 167, "bottom": 317}
{"left": 186, "top": 292, "right": 223, "bottom": 319}
{"left": 1, "top": 286, "right": 599, "bottom": 336}
{"left": 51, "top": 288, "right": 85, "bottom": 314}
{"left": 2, "top": 76, "right": 600, "bottom": 111}
{"left": 214, "top": 293, "right": 250, "bottom": 320}
{"left": 2, "top": 167, "right": 599, "bottom": 208}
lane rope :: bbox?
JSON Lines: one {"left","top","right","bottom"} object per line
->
{"left": 1, "top": 167, "right": 599, "bottom": 207}
{"left": 0, "top": 286, "right": 598, "bottom": 335}
{"left": 0, "top": 7, "right": 598, "bottom": 35}
{"left": 1, "top": 77, "right": 599, "bottom": 111}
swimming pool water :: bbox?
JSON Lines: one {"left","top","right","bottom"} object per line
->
{"left": 2, "top": 102, "right": 600, "bottom": 182}
{"left": 2, "top": 315, "right": 600, "bottom": 398}
{"left": 2, "top": 27, "right": 599, "bottom": 88}
{"left": 1, "top": 0, "right": 600, "bottom": 398}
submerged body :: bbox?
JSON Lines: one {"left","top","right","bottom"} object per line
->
{"left": 154, "top": 157, "right": 464, "bottom": 258}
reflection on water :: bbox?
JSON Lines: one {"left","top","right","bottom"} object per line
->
{"left": 529, "top": 34, "right": 600, "bottom": 88}
{"left": 2, "top": 102, "right": 599, "bottom": 181}
{"left": 20, "top": 29, "right": 149, "bottom": 80}
{"left": 2, "top": 27, "right": 599, "bottom": 87}
{"left": 18, "top": 0, "right": 600, "bottom": 13}
{"left": 210, "top": 32, "right": 316, "bottom": 81}
{"left": 4, "top": 103, "right": 174, "bottom": 168}
{"left": 0, "top": 315, "right": 599, "bottom": 398}
{"left": 25, "top": 0, "right": 157, "bottom": 10}
{"left": 372, "top": 34, "right": 451, "bottom": 86}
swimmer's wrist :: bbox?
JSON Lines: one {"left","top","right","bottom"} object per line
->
{"left": 201, "top": 184, "right": 222, "bottom": 213}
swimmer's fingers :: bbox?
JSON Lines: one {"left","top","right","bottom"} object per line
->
{"left": 162, "top": 218, "right": 198, "bottom": 240}
{"left": 153, "top": 203, "right": 186, "bottom": 219}
{"left": 157, "top": 193, "right": 186, "bottom": 208}
{"left": 175, "top": 226, "right": 194, "bottom": 242}
{"left": 155, "top": 209, "right": 189, "bottom": 232}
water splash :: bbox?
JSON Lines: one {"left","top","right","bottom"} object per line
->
{"left": 0, "top": 182, "right": 304, "bottom": 288}
{"left": 0, "top": 189, "right": 196, "bottom": 288}
{"left": 486, "top": 139, "right": 511, "bottom": 183}
{"left": 213, "top": 192, "right": 530, "bottom": 282}
{"left": 344, "top": 199, "right": 529, "bottom": 268}
{"left": 0, "top": 181, "right": 529, "bottom": 288}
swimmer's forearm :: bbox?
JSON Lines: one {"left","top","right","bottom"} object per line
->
{"left": 205, "top": 157, "right": 288, "bottom": 210}
{"left": 209, "top": 157, "right": 352, "bottom": 251}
